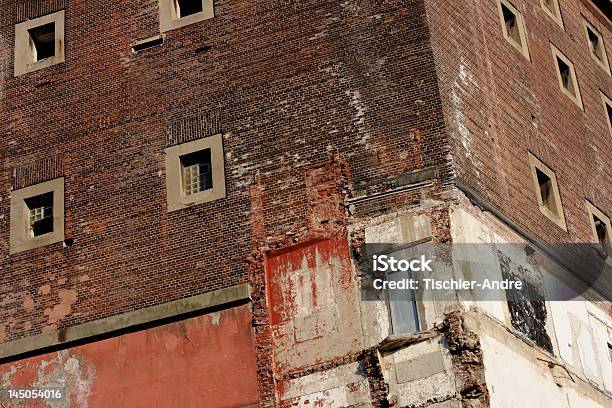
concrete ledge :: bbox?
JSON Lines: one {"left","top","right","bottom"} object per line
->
{"left": 0, "top": 284, "right": 250, "bottom": 361}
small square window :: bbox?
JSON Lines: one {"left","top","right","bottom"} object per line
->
{"left": 586, "top": 201, "right": 612, "bottom": 252}
{"left": 584, "top": 20, "right": 610, "bottom": 75}
{"left": 165, "top": 134, "right": 225, "bottom": 212}
{"left": 14, "top": 10, "right": 65, "bottom": 76}
{"left": 528, "top": 153, "right": 566, "bottom": 230}
{"left": 541, "top": 0, "right": 563, "bottom": 28}
{"left": 497, "top": 0, "right": 530, "bottom": 59}
{"left": 10, "top": 178, "right": 65, "bottom": 254}
{"left": 159, "top": 0, "right": 214, "bottom": 32}
{"left": 551, "top": 44, "right": 583, "bottom": 110}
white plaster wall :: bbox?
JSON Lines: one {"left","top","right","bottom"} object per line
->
{"left": 279, "top": 362, "right": 371, "bottom": 407}
{"left": 481, "top": 332, "right": 608, "bottom": 408}
{"left": 449, "top": 206, "right": 508, "bottom": 323}
{"left": 381, "top": 337, "right": 456, "bottom": 407}
{"left": 450, "top": 201, "right": 612, "bottom": 397}
{"left": 481, "top": 332, "right": 567, "bottom": 408}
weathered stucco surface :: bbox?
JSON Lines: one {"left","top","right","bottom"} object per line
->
{"left": 265, "top": 238, "right": 362, "bottom": 376}
{"left": 0, "top": 305, "right": 259, "bottom": 408}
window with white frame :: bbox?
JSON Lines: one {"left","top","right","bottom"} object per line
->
{"left": 14, "top": 10, "right": 65, "bottom": 76}
{"left": 165, "top": 134, "right": 225, "bottom": 212}
{"left": 10, "top": 178, "right": 65, "bottom": 254}
{"left": 551, "top": 44, "right": 583, "bottom": 109}
{"left": 528, "top": 153, "right": 567, "bottom": 230}
{"left": 602, "top": 92, "right": 612, "bottom": 137}
{"left": 541, "top": 0, "right": 563, "bottom": 28}
{"left": 497, "top": 0, "right": 530, "bottom": 59}
{"left": 584, "top": 19, "right": 610, "bottom": 74}
{"left": 586, "top": 201, "right": 611, "bottom": 251}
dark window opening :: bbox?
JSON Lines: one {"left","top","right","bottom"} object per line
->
{"left": 180, "top": 149, "right": 213, "bottom": 196}
{"left": 606, "top": 102, "right": 612, "bottom": 127}
{"left": 132, "top": 36, "right": 165, "bottom": 53}
{"left": 593, "top": 215, "right": 609, "bottom": 247}
{"left": 587, "top": 27, "right": 603, "bottom": 61}
{"left": 502, "top": 4, "right": 522, "bottom": 45}
{"left": 556, "top": 57, "right": 575, "bottom": 96}
{"left": 175, "top": 0, "right": 203, "bottom": 18}
{"left": 25, "top": 192, "right": 54, "bottom": 238}
{"left": 608, "top": 342, "right": 612, "bottom": 362}
{"left": 536, "top": 168, "right": 557, "bottom": 215}
{"left": 501, "top": 255, "right": 553, "bottom": 353}
{"left": 28, "top": 22, "right": 56, "bottom": 61}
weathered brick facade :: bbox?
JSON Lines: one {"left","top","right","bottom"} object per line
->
{"left": 426, "top": 0, "right": 611, "bottom": 245}
{"left": 0, "top": 0, "right": 610, "bottom": 407}
{"left": 0, "top": 0, "right": 451, "bottom": 343}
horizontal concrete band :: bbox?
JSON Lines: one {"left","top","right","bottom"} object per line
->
{"left": 0, "top": 283, "right": 251, "bottom": 361}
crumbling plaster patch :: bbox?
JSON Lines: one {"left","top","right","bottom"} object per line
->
{"left": 0, "top": 351, "right": 94, "bottom": 408}
{"left": 279, "top": 361, "right": 370, "bottom": 407}
{"left": 381, "top": 336, "right": 457, "bottom": 407}
{"left": 22, "top": 295, "right": 35, "bottom": 311}
{"left": 345, "top": 89, "right": 372, "bottom": 146}
{"left": 464, "top": 310, "right": 612, "bottom": 408}
{"left": 451, "top": 58, "right": 476, "bottom": 166}
{"left": 44, "top": 289, "right": 78, "bottom": 325}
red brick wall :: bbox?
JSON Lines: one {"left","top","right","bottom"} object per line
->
{"left": 0, "top": 0, "right": 451, "bottom": 347}
{"left": 424, "top": 0, "right": 611, "bottom": 244}
{"left": 0, "top": 305, "right": 259, "bottom": 408}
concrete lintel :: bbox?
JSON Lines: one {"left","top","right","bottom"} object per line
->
{"left": 0, "top": 284, "right": 251, "bottom": 361}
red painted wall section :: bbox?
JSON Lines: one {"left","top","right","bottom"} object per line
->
{"left": 0, "top": 304, "right": 259, "bottom": 408}
{"left": 265, "top": 238, "right": 362, "bottom": 377}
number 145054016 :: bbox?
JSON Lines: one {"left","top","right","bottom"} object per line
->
{"left": 1, "top": 388, "right": 64, "bottom": 401}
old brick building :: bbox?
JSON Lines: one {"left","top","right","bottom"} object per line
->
{"left": 0, "top": 0, "right": 610, "bottom": 407}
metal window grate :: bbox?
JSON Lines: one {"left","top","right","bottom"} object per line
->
{"left": 180, "top": 149, "right": 213, "bottom": 196}
{"left": 25, "top": 192, "right": 54, "bottom": 238}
